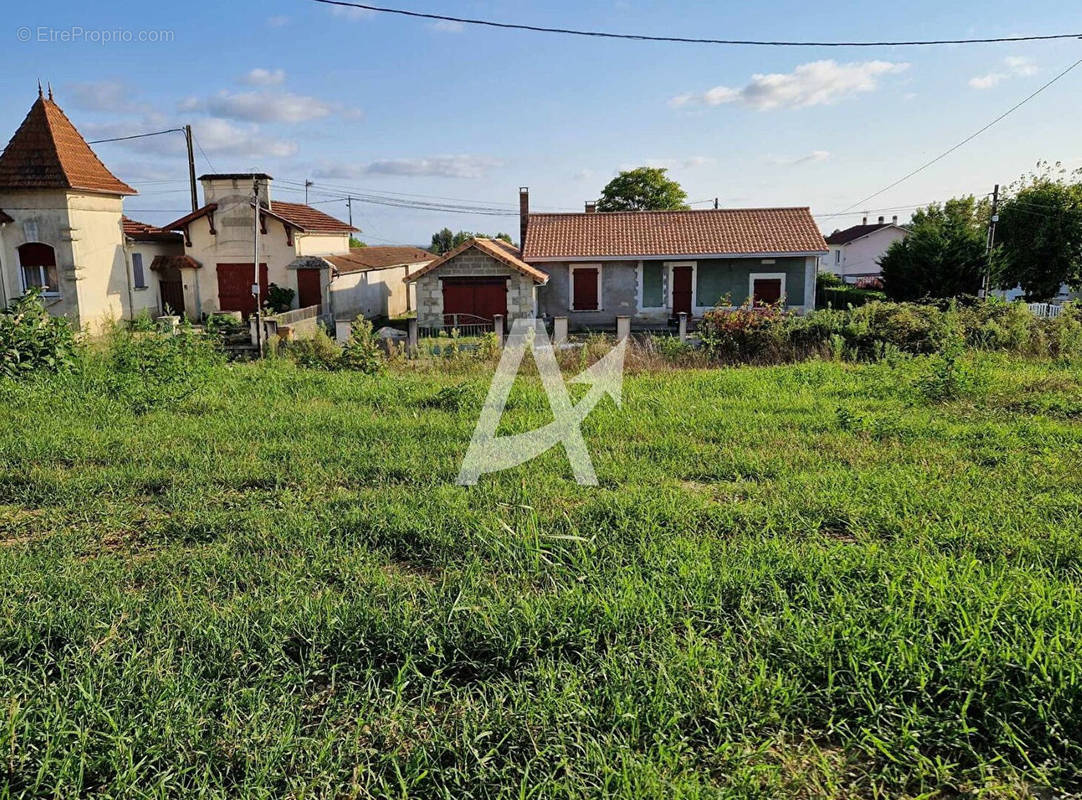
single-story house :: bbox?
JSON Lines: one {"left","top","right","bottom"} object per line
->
{"left": 324, "top": 245, "right": 433, "bottom": 320}
{"left": 821, "top": 216, "right": 908, "bottom": 284}
{"left": 161, "top": 174, "right": 357, "bottom": 319}
{"left": 122, "top": 217, "right": 185, "bottom": 317}
{"left": 404, "top": 237, "right": 547, "bottom": 330}
{"left": 520, "top": 189, "right": 828, "bottom": 330}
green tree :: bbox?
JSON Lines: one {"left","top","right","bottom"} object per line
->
{"left": 996, "top": 162, "right": 1082, "bottom": 300}
{"left": 430, "top": 229, "right": 513, "bottom": 254}
{"left": 880, "top": 197, "right": 988, "bottom": 301}
{"left": 596, "top": 167, "right": 689, "bottom": 212}
{"left": 349, "top": 236, "right": 366, "bottom": 249}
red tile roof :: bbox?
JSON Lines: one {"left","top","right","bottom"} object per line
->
{"left": 0, "top": 93, "right": 136, "bottom": 195}
{"left": 523, "top": 207, "right": 827, "bottom": 260}
{"left": 150, "top": 254, "right": 202, "bottom": 271}
{"left": 405, "top": 237, "right": 548, "bottom": 284}
{"left": 123, "top": 216, "right": 183, "bottom": 242}
{"left": 326, "top": 245, "right": 435, "bottom": 274}
{"left": 266, "top": 201, "right": 357, "bottom": 233}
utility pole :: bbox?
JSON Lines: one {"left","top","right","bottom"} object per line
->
{"left": 252, "top": 175, "right": 263, "bottom": 357}
{"left": 183, "top": 125, "right": 198, "bottom": 213}
{"left": 305, "top": 180, "right": 314, "bottom": 204}
{"left": 982, "top": 184, "right": 1000, "bottom": 298}
{"left": 714, "top": 198, "right": 719, "bottom": 210}
{"left": 346, "top": 196, "right": 353, "bottom": 229}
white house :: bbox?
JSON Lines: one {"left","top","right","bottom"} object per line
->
{"left": 0, "top": 88, "right": 146, "bottom": 332}
{"left": 822, "top": 216, "right": 908, "bottom": 284}
{"left": 324, "top": 245, "right": 433, "bottom": 320}
{"left": 122, "top": 217, "right": 185, "bottom": 317}
{"left": 160, "top": 173, "right": 357, "bottom": 319}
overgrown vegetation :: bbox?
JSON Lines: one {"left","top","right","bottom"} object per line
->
{"left": 0, "top": 289, "right": 78, "bottom": 379}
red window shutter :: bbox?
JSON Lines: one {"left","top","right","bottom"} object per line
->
{"left": 573, "top": 268, "right": 598, "bottom": 311}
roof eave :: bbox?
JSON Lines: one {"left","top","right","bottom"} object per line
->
{"left": 525, "top": 250, "right": 828, "bottom": 262}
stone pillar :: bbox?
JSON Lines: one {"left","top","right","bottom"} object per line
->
{"left": 407, "top": 317, "right": 418, "bottom": 356}
{"left": 156, "top": 315, "right": 179, "bottom": 335}
{"left": 493, "top": 314, "right": 504, "bottom": 342}
{"left": 553, "top": 316, "right": 568, "bottom": 345}
{"left": 678, "top": 312, "right": 688, "bottom": 343}
{"left": 616, "top": 315, "right": 631, "bottom": 341}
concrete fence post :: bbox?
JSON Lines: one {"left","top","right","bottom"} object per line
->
{"left": 553, "top": 316, "right": 568, "bottom": 345}
{"left": 493, "top": 314, "right": 505, "bottom": 343}
{"left": 407, "top": 317, "right": 418, "bottom": 357}
{"left": 616, "top": 315, "right": 631, "bottom": 341}
{"left": 678, "top": 312, "right": 688, "bottom": 343}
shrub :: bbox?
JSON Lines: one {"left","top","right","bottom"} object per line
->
{"left": 699, "top": 303, "right": 791, "bottom": 363}
{"left": 284, "top": 328, "right": 342, "bottom": 370}
{"left": 106, "top": 328, "right": 222, "bottom": 413}
{"left": 265, "top": 283, "right": 295, "bottom": 314}
{"left": 204, "top": 313, "right": 247, "bottom": 338}
{"left": 475, "top": 332, "right": 502, "bottom": 361}
{"left": 340, "top": 315, "right": 385, "bottom": 374}
{"left": 129, "top": 310, "right": 157, "bottom": 332}
{"left": 0, "top": 289, "right": 79, "bottom": 379}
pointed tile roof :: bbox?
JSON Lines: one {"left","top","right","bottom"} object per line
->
{"left": 405, "top": 237, "right": 548, "bottom": 284}
{"left": 0, "top": 91, "right": 136, "bottom": 195}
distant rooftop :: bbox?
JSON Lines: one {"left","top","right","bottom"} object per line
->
{"left": 198, "top": 173, "right": 273, "bottom": 181}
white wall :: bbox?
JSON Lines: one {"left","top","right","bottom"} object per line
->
{"left": 824, "top": 227, "right": 907, "bottom": 282}
{"left": 126, "top": 238, "right": 185, "bottom": 318}
{"left": 330, "top": 264, "right": 416, "bottom": 320}
{"left": 0, "top": 189, "right": 80, "bottom": 321}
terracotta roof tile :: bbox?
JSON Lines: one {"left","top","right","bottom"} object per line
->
{"left": 405, "top": 238, "right": 548, "bottom": 284}
{"left": 150, "top": 254, "right": 202, "bottom": 271}
{"left": 267, "top": 201, "right": 357, "bottom": 233}
{"left": 0, "top": 93, "right": 136, "bottom": 195}
{"left": 326, "top": 246, "right": 435, "bottom": 273}
{"left": 123, "top": 216, "right": 183, "bottom": 242}
{"left": 522, "top": 207, "right": 827, "bottom": 260}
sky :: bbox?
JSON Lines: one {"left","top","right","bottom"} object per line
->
{"left": 3, "top": 0, "right": 1082, "bottom": 245}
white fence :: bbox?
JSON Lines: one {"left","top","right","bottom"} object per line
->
{"left": 1027, "top": 302, "right": 1062, "bottom": 319}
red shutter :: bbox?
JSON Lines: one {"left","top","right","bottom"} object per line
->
{"left": 572, "top": 267, "right": 598, "bottom": 311}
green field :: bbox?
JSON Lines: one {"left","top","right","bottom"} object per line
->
{"left": 1, "top": 353, "right": 1081, "bottom": 797}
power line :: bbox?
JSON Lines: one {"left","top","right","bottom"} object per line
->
{"left": 841, "top": 57, "right": 1082, "bottom": 213}
{"left": 191, "top": 133, "right": 217, "bottom": 173}
{"left": 87, "top": 128, "right": 184, "bottom": 144}
{"left": 309, "top": 0, "right": 1082, "bottom": 47}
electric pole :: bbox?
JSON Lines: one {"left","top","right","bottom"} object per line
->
{"left": 346, "top": 196, "right": 353, "bottom": 230}
{"left": 305, "top": 180, "right": 314, "bottom": 204}
{"left": 252, "top": 175, "right": 263, "bottom": 357}
{"left": 183, "top": 125, "right": 198, "bottom": 212}
{"left": 714, "top": 198, "right": 719, "bottom": 210}
{"left": 982, "top": 184, "right": 1000, "bottom": 298}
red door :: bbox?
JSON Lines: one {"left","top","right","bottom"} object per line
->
{"left": 296, "top": 268, "right": 322, "bottom": 309}
{"left": 217, "top": 263, "right": 268, "bottom": 317}
{"left": 752, "top": 278, "right": 783, "bottom": 306}
{"left": 671, "top": 266, "right": 693, "bottom": 316}
{"left": 441, "top": 278, "right": 507, "bottom": 324}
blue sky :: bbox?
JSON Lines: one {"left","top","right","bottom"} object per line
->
{"left": 4, "top": 0, "right": 1082, "bottom": 244}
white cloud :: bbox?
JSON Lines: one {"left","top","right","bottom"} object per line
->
{"left": 573, "top": 169, "right": 596, "bottom": 181}
{"left": 670, "top": 60, "right": 910, "bottom": 110}
{"left": 314, "top": 155, "right": 504, "bottom": 180}
{"left": 766, "top": 150, "right": 830, "bottom": 166}
{"left": 266, "top": 15, "right": 289, "bottom": 27}
{"left": 330, "top": 5, "right": 375, "bottom": 20}
{"left": 65, "top": 80, "right": 146, "bottom": 113}
{"left": 84, "top": 117, "right": 296, "bottom": 159}
{"left": 431, "top": 19, "right": 465, "bottom": 33}
{"left": 181, "top": 90, "right": 338, "bottom": 123}
{"left": 240, "top": 68, "right": 286, "bottom": 87}
{"left": 618, "top": 157, "right": 716, "bottom": 171}
{"left": 969, "top": 56, "right": 1038, "bottom": 89}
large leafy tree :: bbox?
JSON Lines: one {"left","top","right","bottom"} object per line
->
{"left": 880, "top": 197, "right": 988, "bottom": 301}
{"left": 596, "top": 167, "right": 689, "bottom": 212}
{"left": 430, "top": 229, "right": 513, "bottom": 254}
{"left": 995, "top": 162, "right": 1082, "bottom": 300}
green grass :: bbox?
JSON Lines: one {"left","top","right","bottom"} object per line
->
{"left": 1, "top": 353, "right": 1081, "bottom": 798}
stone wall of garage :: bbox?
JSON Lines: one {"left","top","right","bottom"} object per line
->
{"left": 414, "top": 248, "right": 536, "bottom": 329}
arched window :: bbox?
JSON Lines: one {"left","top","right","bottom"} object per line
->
{"left": 17, "top": 243, "right": 59, "bottom": 296}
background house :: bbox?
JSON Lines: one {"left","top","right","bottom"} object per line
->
{"left": 520, "top": 189, "right": 827, "bottom": 330}
{"left": 0, "top": 89, "right": 139, "bottom": 332}
{"left": 324, "top": 245, "right": 432, "bottom": 321}
{"left": 161, "top": 174, "right": 356, "bottom": 319}
{"left": 821, "top": 216, "right": 908, "bottom": 284}
{"left": 122, "top": 217, "right": 185, "bottom": 317}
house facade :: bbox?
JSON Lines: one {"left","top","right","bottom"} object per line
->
{"left": 0, "top": 89, "right": 143, "bottom": 332}
{"left": 122, "top": 217, "right": 185, "bottom": 317}
{"left": 324, "top": 245, "right": 432, "bottom": 321}
{"left": 821, "top": 217, "right": 908, "bottom": 284}
{"left": 161, "top": 174, "right": 356, "bottom": 319}
{"left": 521, "top": 190, "right": 827, "bottom": 330}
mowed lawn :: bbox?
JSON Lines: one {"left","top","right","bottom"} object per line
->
{"left": 1, "top": 355, "right": 1082, "bottom": 798}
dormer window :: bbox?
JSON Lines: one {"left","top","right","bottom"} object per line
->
{"left": 17, "top": 242, "right": 59, "bottom": 296}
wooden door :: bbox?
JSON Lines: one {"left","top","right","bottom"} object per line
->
{"left": 159, "top": 278, "right": 185, "bottom": 316}
{"left": 671, "top": 266, "right": 693, "bottom": 316}
{"left": 572, "top": 267, "right": 599, "bottom": 311}
{"left": 296, "top": 268, "right": 322, "bottom": 309}
{"left": 441, "top": 277, "right": 507, "bottom": 323}
{"left": 216, "top": 263, "right": 268, "bottom": 317}
{"left": 752, "top": 277, "right": 783, "bottom": 306}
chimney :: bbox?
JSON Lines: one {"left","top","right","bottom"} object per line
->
{"left": 519, "top": 187, "right": 529, "bottom": 249}
{"left": 585, "top": 201, "right": 597, "bottom": 213}
{"left": 878, "top": 216, "right": 885, "bottom": 224}
{"left": 892, "top": 215, "right": 898, "bottom": 224}
{"left": 862, "top": 216, "right": 868, "bottom": 225}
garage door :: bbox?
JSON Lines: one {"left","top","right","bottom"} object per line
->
{"left": 217, "top": 263, "right": 268, "bottom": 317}
{"left": 442, "top": 277, "right": 507, "bottom": 324}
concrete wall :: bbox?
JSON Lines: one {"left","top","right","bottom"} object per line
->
{"left": 331, "top": 264, "right": 416, "bottom": 320}
{"left": 126, "top": 238, "right": 184, "bottom": 319}
{"left": 536, "top": 256, "right": 817, "bottom": 329}
{"left": 296, "top": 233, "right": 351, "bottom": 257}
{"left": 413, "top": 248, "right": 536, "bottom": 329}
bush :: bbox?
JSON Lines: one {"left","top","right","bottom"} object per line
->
{"left": 0, "top": 289, "right": 79, "bottom": 379}
{"left": 265, "top": 283, "right": 295, "bottom": 314}
{"left": 340, "top": 315, "right": 385, "bottom": 374}
{"left": 699, "top": 302, "right": 791, "bottom": 363}
{"left": 106, "top": 328, "right": 222, "bottom": 413}
{"left": 284, "top": 328, "right": 342, "bottom": 370}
